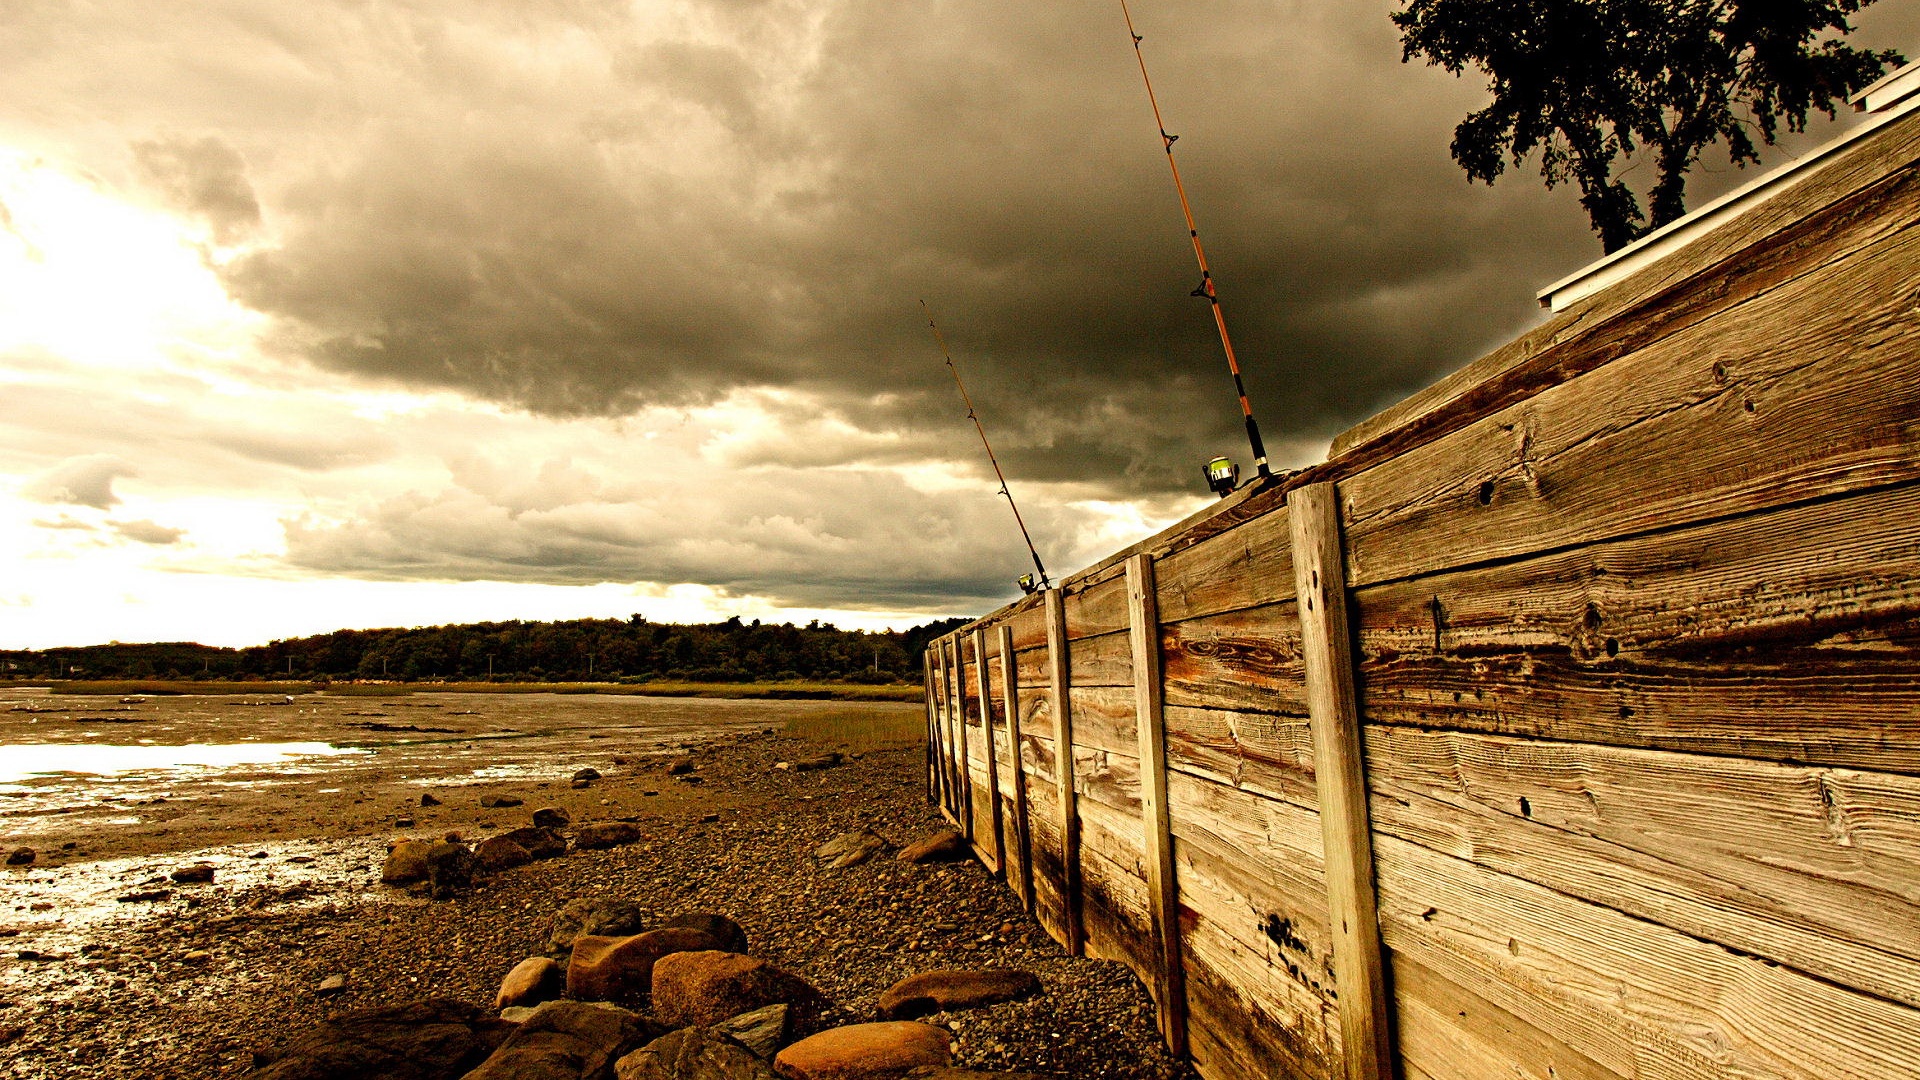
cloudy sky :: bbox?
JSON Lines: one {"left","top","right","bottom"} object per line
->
{"left": 1, "top": 0, "right": 1912, "bottom": 649}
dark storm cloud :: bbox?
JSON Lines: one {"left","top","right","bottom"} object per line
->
{"left": 281, "top": 465, "right": 1101, "bottom": 609}
{"left": 56, "top": 0, "right": 1635, "bottom": 494}
{"left": 133, "top": 135, "right": 261, "bottom": 245}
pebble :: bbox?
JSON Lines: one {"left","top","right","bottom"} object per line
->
{"left": 315, "top": 973, "right": 347, "bottom": 996}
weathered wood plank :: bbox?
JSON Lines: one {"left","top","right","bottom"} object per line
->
{"left": 1291, "top": 482, "right": 1393, "bottom": 1080}
{"left": 1155, "top": 504, "right": 1297, "bottom": 624}
{"left": 1064, "top": 631, "right": 1132, "bottom": 688}
{"left": 1045, "top": 587, "right": 1085, "bottom": 956}
{"left": 1000, "top": 625, "right": 1035, "bottom": 913}
{"left": 949, "top": 635, "right": 974, "bottom": 839}
{"left": 1375, "top": 832, "right": 1920, "bottom": 1079}
{"left": 1128, "top": 553, "right": 1187, "bottom": 1056}
{"left": 1064, "top": 574, "right": 1132, "bottom": 640}
{"left": 1390, "top": 952, "right": 1626, "bottom": 1080}
{"left": 1356, "top": 479, "right": 1920, "bottom": 771}
{"left": 1161, "top": 601, "right": 1308, "bottom": 716}
{"left": 1165, "top": 704, "right": 1318, "bottom": 809}
{"left": 1366, "top": 724, "right": 1920, "bottom": 1008}
{"left": 1341, "top": 200, "right": 1920, "bottom": 592}
{"left": 1064, "top": 685, "right": 1141, "bottom": 756}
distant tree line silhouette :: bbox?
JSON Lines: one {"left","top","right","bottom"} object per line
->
{"left": 0, "top": 614, "right": 972, "bottom": 684}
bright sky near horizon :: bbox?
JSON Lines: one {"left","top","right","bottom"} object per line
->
{"left": 2, "top": 1, "right": 1913, "bottom": 650}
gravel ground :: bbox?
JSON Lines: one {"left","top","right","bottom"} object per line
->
{"left": 0, "top": 728, "right": 1198, "bottom": 1079}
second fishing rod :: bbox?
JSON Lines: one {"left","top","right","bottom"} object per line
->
{"left": 1120, "top": 0, "right": 1273, "bottom": 490}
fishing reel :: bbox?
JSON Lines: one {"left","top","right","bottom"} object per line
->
{"left": 1017, "top": 573, "right": 1039, "bottom": 595}
{"left": 1204, "top": 456, "right": 1241, "bottom": 498}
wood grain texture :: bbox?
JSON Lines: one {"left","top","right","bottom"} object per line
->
{"left": 1064, "top": 685, "right": 1143, "bottom": 756}
{"left": 1165, "top": 704, "right": 1318, "bottom": 809}
{"left": 1341, "top": 197, "right": 1920, "bottom": 592}
{"left": 1000, "top": 624, "right": 1036, "bottom": 912}
{"left": 1355, "top": 480, "right": 1920, "bottom": 770}
{"left": 1161, "top": 602, "right": 1308, "bottom": 716}
{"left": 1390, "top": 951, "right": 1625, "bottom": 1080}
{"left": 1065, "top": 574, "right": 1132, "bottom": 640}
{"left": 1045, "top": 587, "right": 1085, "bottom": 956}
{"left": 948, "top": 636, "right": 974, "bottom": 840}
{"left": 1291, "top": 483, "right": 1393, "bottom": 1080}
{"left": 1129, "top": 553, "right": 1188, "bottom": 1056}
{"left": 1155, "top": 506, "right": 1296, "bottom": 624}
{"left": 1375, "top": 832, "right": 1920, "bottom": 1079}
{"left": 1365, "top": 724, "right": 1920, "bottom": 1008}
{"left": 1063, "top": 631, "right": 1133, "bottom": 688}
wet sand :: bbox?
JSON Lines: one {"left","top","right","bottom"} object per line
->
{"left": 0, "top": 689, "right": 1191, "bottom": 1080}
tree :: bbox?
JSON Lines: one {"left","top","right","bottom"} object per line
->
{"left": 1393, "top": 0, "right": 1902, "bottom": 251}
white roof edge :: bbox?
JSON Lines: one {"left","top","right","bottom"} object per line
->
{"left": 1537, "top": 55, "right": 1920, "bottom": 313}
{"left": 1854, "top": 57, "right": 1920, "bottom": 113}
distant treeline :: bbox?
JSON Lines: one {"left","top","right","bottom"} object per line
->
{"left": 0, "top": 615, "right": 973, "bottom": 684}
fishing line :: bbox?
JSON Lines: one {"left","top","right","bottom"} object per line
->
{"left": 921, "top": 299, "right": 1052, "bottom": 593}
{"left": 1120, "top": 0, "right": 1272, "bottom": 480}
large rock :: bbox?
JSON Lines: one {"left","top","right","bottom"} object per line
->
{"left": 813, "top": 829, "right": 886, "bottom": 869}
{"left": 497, "top": 826, "right": 569, "bottom": 861}
{"left": 549, "top": 898, "right": 649, "bottom": 955}
{"left": 568, "top": 927, "right": 722, "bottom": 1002}
{"left": 652, "top": 951, "right": 816, "bottom": 1028}
{"left": 475, "top": 836, "right": 533, "bottom": 874}
{"left": 874, "top": 970, "right": 1039, "bottom": 1020}
{"left": 772, "top": 1023, "right": 950, "bottom": 1080}
{"left": 245, "top": 998, "right": 509, "bottom": 1080}
{"left": 711, "top": 1003, "right": 790, "bottom": 1060}
{"left": 573, "top": 822, "right": 644, "bottom": 850}
{"left": 425, "top": 843, "right": 475, "bottom": 900}
{"left": 662, "top": 912, "right": 748, "bottom": 954}
{"left": 381, "top": 841, "right": 434, "bottom": 885}
{"left": 463, "top": 1000, "right": 664, "bottom": 1080}
{"left": 793, "top": 753, "right": 843, "bottom": 772}
{"left": 894, "top": 830, "right": 968, "bottom": 864}
{"left": 614, "top": 1027, "right": 777, "bottom": 1080}
{"left": 495, "top": 956, "right": 565, "bottom": 1010}
{"left": 532, "top": 807, "right": 573, "bottom": 829}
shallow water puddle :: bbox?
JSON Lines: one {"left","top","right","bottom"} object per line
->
{"left": 0, "top": 741, "right": 366, "bottom": 786}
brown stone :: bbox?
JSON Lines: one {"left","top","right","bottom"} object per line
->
{"left": 813, "top": 829, "right": 885, "bottom": 869}
{"left": 874, "top": 970, "right": 1038, "bottom": 1020}
{"left": 245, "top": 997, "right": 510, "bottom": 1080}
{"left": 495, "top": 956, "right": 565, "bottom": 1010}
{"left": 463, "top": 1000, "right": 663, "bottom": 1080}
{"left": 653, "top": 951, "right": 816, "bottom": 1028}
{"left": 568, "top": 927, "right": 722, "bottom": 1002}
{"left": 894, "top": 830, "right": 968, "bottom": 864}
{"left": 496, "top": 826, "right": 568, "bottom": 860}
{"left": 532, "top": 807, "right": 572, "bottom": 829}
{"left": 475, "top": 836, "right": 533, "bottom": 874}
{"left": 573, "top": 822, "right": 644, "bottom": 850}
{"left": 380, "top": 841, "right": 434, "bottom": 885}
{"left": 772, "top": 1023, "right": 950, "bottom": 1080}
{"left": 615, "top": 1027, "right": 777, "bottom": 1080}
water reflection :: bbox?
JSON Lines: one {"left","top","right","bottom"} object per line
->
{"left": 0, "top": 742, "right": 366, "bottom": 785}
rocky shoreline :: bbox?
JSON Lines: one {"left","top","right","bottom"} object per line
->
{"left": 0, "top": 727, "right": 1196, "bottom": 1079}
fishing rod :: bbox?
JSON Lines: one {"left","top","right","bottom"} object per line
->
{"left": 1119, "top": 0, "right": 1272, "bottom": 483}
{"left": 921, "top": 299, "right": 1052, "bottom": 594}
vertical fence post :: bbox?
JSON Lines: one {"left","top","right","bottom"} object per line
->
{"left": 1290, "top": 482, "right": 1393, "bottom": 1080}
{"left": 924, "top": 654, "right": 937, "bottom": 806}
{"left": 999, "top": 623, "right": 1034, "bottom": 912}
{"left": 1045, "top": 587, "right": 1085, "bottom": 955}
{"left": 950, "top": 634, "right": 975, "bottom": 840}
{"left": 973, "top": 627, "right": 1006, "bottom": 873}
{"left": 933, "top": 642, "right": 956, "bottom": 825}
{"left": 1127, "top": 553, "right": 1187, "bottom": 1057}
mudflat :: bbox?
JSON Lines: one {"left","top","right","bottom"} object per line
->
{"left": 0, "top": 689, "right": 1192, "bottom": 1079}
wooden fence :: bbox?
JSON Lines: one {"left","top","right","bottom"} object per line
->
{"left": 923, "top": 75, "right": 1920, "bottom": 1080}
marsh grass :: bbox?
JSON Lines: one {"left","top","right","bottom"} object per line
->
{"left": 783, "top": 705, "right": 928, "bottom": 749}
{"left": 46, "top": 680, "right": 318, "bottom": 696}
{"left": 44, "top": 678, "right": 920, "bottom": 702}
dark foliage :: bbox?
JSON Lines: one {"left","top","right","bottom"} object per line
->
{"left": 0, "top": 614, "right": 973, "bottom": 683}
{"left": 1393, "top": 0, "right": 1902, "bottom": 251}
